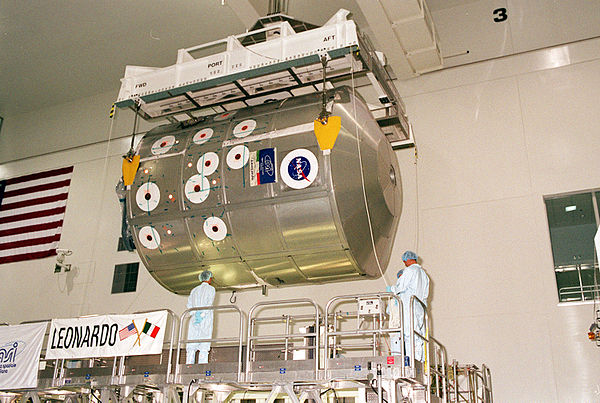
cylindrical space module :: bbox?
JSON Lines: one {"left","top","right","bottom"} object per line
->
{"left": 127, "top": 87, "right": 401, "bottom": 293}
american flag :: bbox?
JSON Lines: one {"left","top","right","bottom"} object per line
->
{"left": 0, "top": 166, "right": 73, "bottom": 264}
{"left": 119, "top": 322, "right": 137, "bottom": 341}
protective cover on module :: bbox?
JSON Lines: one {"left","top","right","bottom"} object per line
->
{"left": 128, "top": 87, "right": 401, "bottom": 293}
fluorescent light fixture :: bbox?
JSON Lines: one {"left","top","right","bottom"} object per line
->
{"left": 565, "top": 205, "right": 577, "bottom": 212}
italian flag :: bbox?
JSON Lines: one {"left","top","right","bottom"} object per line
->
{"left": 142, "top": 321, "right": 160, "bottom": 338}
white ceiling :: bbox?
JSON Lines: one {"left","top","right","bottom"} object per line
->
{"left": 1, "top": 0, "right": 599, "bottom": 116}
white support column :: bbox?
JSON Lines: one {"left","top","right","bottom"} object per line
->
{"left": 219, "top": 391, "right": 237, "bottom": 403}
{"left": 100, "top": 388, "right": 119, "bottom": 403}
{"left": 214, "top": 391, "right": 233, "bottom": 403}
{"left": 18, "top": 392, "right": 40, "bottom": 403}
{"left": 63, "top": 395, "right": 80, "bottom": 403}
{"left": 298, "top": 389, "right": 323, "bottom": 403}
{"left": 265, "top": 385, "right": 283, "bottom": 403}
{"left": 183, "top": 385, "right": 203, "bottom": 403}
{"left": 354, "top": 1, "right": 414, "bottom": 79}
{"left": 355, "top": 0, "right": 442, "bottom": 76}
{"left": 356, "top": 386, "right": 367, "bottom": 403}
{"left": 382, "top": 379, "right": 397, "bottom": 403}
{"left": 120, "top": 385, "right": 135, "bottom": 403}
{"left": 281, "top": 384, "right": 300, "bottom": 403}
{"left": 226, "top": 0, "right": 261, "bottom": 29}
{"left": 595, "top": 226, "right": 600, "bottom": 267}
{"left": 162, "top": 386, "right": 181, "bottom": 403}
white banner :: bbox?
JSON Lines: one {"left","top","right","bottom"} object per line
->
{"left": 0, "top": 322, "right": 46, "bottom": 389}
{"left": 45, "top": 310, "right": 168, "bottom": 359}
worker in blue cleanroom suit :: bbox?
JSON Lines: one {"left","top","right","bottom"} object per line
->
{"left": 186, "top": 270, "right": 216, "bottom": 364}
{"left": 388, "top": 251, "right": 430, "bottom": 362}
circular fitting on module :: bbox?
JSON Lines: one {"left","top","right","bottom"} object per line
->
{"left": 226, "top": 145, "right": 250, "bottom": 169}
{"left": 203, "top": 216, "right": 227, "bottom": 241}
{"left": 233, "top": 119, "right": 257, "bottom": 138}
{"left": 214, "top": 111, "right": 237, "bottom": 121}
{"left": 197, "top": 152, "right": 219, "bottom": 176}
{"left": 193, "top": 128, "right": 214, "bottom": 145}
{"left": 280, "top": 148, "right": 319, "bottom": 189}
{"left": 136, "top": 182, "right": 160, "bottom": 212}
{"left": 151, "top": 135, "right": 176, "bottom": 155}
{"left": 184, "top": 174, "right": 210, "bottom": 204}
{"left": 139, "top": 226, "right": 161, "bottom": 249}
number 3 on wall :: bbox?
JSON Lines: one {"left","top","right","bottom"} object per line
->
{"left": 493, "top": 8, "right": 508, "bottom": 22}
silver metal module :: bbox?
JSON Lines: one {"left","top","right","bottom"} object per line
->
{"left": 127, "top": 87, "right": 401, "bottom": 293}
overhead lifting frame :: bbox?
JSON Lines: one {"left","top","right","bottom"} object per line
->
{"left": 114, "top": 10, "right": 411, "bottom": 148}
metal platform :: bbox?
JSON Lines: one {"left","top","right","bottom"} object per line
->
{"left": 0, "top": 293, "right": 493, "bottom": 403}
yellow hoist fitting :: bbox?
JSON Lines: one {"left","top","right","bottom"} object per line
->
{"left": 314, "top": 116, "right": 341, "bottom": 155}
{"left": 122, "top": 154, "right": 140, "bottom": 186}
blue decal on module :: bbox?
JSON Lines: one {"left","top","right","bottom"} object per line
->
{"left": 288, "top": 156, "right": 310, "bottom": 182}
{"left": 259, "top": 148, "right": 276, "bottom": 184}
{"left": 250, "top": 148, "right": 277, "bottom": 186}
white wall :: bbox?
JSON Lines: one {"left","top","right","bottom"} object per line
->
{"left": 1, "top": 38, "right": 599, "bottom": 402}
{"left": 397, "top": 38, "right": 600, "bottom": 402}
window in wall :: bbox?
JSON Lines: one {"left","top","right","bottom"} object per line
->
{"left": 545, "top": 191, "right": 600, "bottom": 302}
{"left": 111, "top": 263, "right": 139, "bottom": 294}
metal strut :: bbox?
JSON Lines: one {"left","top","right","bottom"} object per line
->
{"left": 317, "top": 55, "right": 331, "bottom": 124}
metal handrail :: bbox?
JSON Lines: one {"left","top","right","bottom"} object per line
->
{"left": 182, "top": 20, "right": 295, "bottom": 55}
{"left": 250, "top": 313, "right": 318, "bottom": 322}
{"left": 450, "top": 363, "right": 492, "bottom": 403}
{"left": 559, "top": 284, "right": 600, "bottom": 300}
{"left": 409, "top": 295, "right": 430, "bottom": 400}
{"left": 482, "top": 364, "right": 493, "bottom": 402}
{"left": 246, "top": 298, "right": 320, "bottom": 380}
{"left": 175, "top": 304, "right": 244, "bottom": 382}
{"left": 471, "top": 365, "right": 493, "bottom": 403}
{"left": 128, "top": 308, "right": 179, "bottom": 382}
{"left": 324, "top": 292, "right": 403, "bottom": 376}
{"left": 1, "top": 296, "right": 493, "bottom": 398}
{"left": 474, "top": 370, "right": 482, "bottom": 402}
{"left": 450, "top": 361, "right": 468, "bottom": 403}
{"left": 429, "top": 336, "right": 448, "bottom": 402}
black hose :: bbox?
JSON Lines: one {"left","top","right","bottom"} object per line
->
{"left": 89, "top": 391, "right": 102, "bottom": 403}
{"left": 187, "top": 379, "right": 197, "bottom": 403}
{"left": 320, "top": 388, "right": 339, "bottom": 403}
{"left": 370, "top": 379, "right": 388, "bottom": 403}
